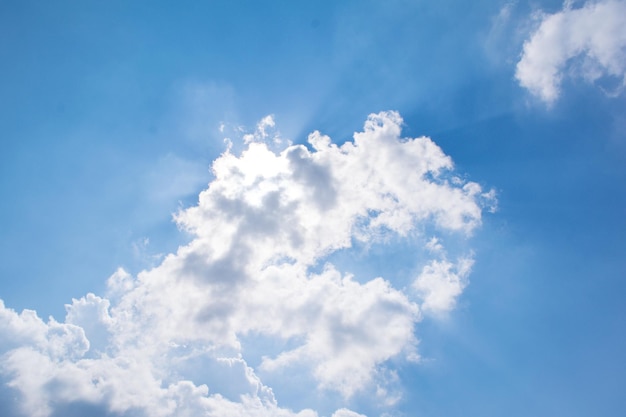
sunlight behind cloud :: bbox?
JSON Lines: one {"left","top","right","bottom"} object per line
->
{"left": 0, "top": 112, "right": 495, "bottom": 417}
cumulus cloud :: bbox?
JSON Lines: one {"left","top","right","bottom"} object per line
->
{"left": 413, "top": 258, "right": 474, "bottom": 315}
{"left": 516, "top": 0, "right": 626, "bottom": 104}
{"left": 0, "top": 112, "right": 495, "bottom": 416}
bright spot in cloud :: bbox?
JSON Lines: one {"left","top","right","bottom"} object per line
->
{"left": 516, "top": 0, "right": 626, "bottom": 104}
{"left": 0, "top": 111, "right": 495, "bottom": 416}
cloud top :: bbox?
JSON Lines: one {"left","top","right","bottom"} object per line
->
{"left": 0, "top": 112, "right": 495, "bottom": 416}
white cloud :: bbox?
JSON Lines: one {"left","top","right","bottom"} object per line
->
{"left": 256, "top": 265, "right": 419, "bottom": 398}
{"left": 425, "top": 236, "right": 444, "bottom": 253}
{"left": 243, "top": 114, "right": 283, "bottom": 146}
{"left": 413, "top": 258, "right": 474, "bottom": 315}
{"left": 0, "top": 112, "right": 495, "bottom": 416}
{"left": 331, "top": 409, "right": 367, "bottom": 417}
{"left": 516, "top": 0, "right": 626, "bottom": 104}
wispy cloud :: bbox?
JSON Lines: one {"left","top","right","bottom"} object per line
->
{"left": 516, "top": 0, "right": 626, "bottom": 104}
{"left": 0, "top": 112, "right": 495, "bottom": 416}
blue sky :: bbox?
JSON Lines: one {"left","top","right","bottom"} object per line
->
{"left": 1, "top": 1, "right": 625, "bottom": 416}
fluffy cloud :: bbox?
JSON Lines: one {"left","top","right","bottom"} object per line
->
{"left": 516, "top": 0, "right": 626, "bottom": 104}
{"left": 0, "top": 112, "right": 494, "bottom": 416}
{"left": 413, "top": 258, "right": 474, "bottom": 315}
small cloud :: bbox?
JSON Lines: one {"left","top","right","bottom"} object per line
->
{"left": 332, "top": 409, "right": 368, "bottom": 417}
{"left": 257, "top": 114, "right": 276, "bottom": 139}
{"left": 425, "top": 237, "right": 444, "bottom": 253}
{"left": 413, "top": 257, "right": 474, "bottom": 315}
{"left": 515, "top": 0, "right": 626, "bottom": 104}
{"left": 241, "top": 114, "right": 285, "bottom": 147}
